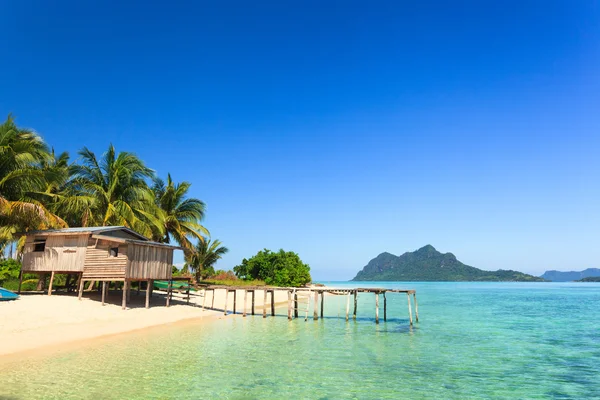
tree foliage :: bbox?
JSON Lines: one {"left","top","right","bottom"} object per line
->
{"left": 0, "top": 115, "right": 67, "bottom": 250}
{"left": 233, "top": 249, "right": 311, "bottom": 287}
{"left": 185, "top": 237, "right": 229, "bottom": 281}
{"left": 151, "top": 174, "right": 208, "bottom": 254}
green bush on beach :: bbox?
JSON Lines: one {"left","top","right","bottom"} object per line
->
{"left": 0, "top": 259, "right": 38, "bottom": 291}
{"left": 233, "top": 249, "right": 311, "bottom": 287}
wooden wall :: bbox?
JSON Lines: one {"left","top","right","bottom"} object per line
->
{"left": 127, "top": 244, "right": 173, "bottom": 280}
{"left": 21, "top": 232, "right": 174, "bottom": 281}
{"left": 21, "top": 234, "right": 88, "bottom": 272}
{"left": 81, "top": 238, "right": 128, "bottom": 281}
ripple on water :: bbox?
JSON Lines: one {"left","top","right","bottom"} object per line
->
{"left": 1, "top": 282, "right": 600, "bottom": 399}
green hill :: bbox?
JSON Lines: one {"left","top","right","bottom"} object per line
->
{"left": 575, "top": 276, "right": 600, "bottom": 282}
{"left": 352, "top": 245, "right": 545, "bottom": 282}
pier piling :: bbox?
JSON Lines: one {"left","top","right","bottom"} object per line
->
{"left": 383, "top": 292, "right": 387, "bottom": 322}
{"left": 375, "top": 293, "right": 379, "bottom": 324}
{"left": 294, "top": 292, "right": 298, "bottom": 318}
{"left": 413, "top": 293, "right": 419, "bottom": 322}
{"left": 288, "top": 290, "right": 292, "bottom": 320}
{"left": 345, "top": 292, "right": 350, "bottom": 321}
{"left": 313, "top": 291, "right": 319, "bottom": 320}
{"left": 407, "top": 293, "right": 413, "bottom": 326}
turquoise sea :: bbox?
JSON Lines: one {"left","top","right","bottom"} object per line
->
{"left": 1, "top": 282, "right": 599, "bottom": 399}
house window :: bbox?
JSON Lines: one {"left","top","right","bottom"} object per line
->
{"left": 109, "top": 247, "right": 119, "bottom": 257}
{"left": 33, "top": 239, "right": 46, "bottom": 252}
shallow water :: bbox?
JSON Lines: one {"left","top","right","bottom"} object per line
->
{"left": 1, "top": 282, "right": 599, "bottom": 399}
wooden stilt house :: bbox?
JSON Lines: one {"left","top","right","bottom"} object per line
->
{"left": 19, "top": 226, "right": 181, "bottom": 309}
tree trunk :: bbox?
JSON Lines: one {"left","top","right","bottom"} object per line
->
{"left": 36, "top": 273, "right": 47, "bottom": 291}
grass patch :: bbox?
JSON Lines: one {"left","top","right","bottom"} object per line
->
{"left": 197, "top": 279, "right": 266, "bottom": 287}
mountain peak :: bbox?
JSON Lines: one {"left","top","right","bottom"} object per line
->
{"left": 417, "top": 244, "right": 438, "bottom": 253}
{"left": 352, "top": 245, "right": 545, "bottom": 282}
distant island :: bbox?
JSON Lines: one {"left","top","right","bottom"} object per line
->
{"left": 575, "top": 277, "right": 600, "bottom": 282}
{"left": 540, "top": 268, "right": 600, "bottom": 282}
{"left": 352, "top": 245, "right": 546, "bottom": 282}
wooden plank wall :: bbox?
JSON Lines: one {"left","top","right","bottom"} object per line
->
{"left": 127, "top": 244, "right": 173, "bottom": 280}
{"left": 21, "top": 234, "right": 88, "bottom": 272}
{"left": 81, "top": 239, "right": 128, "bottom": 280}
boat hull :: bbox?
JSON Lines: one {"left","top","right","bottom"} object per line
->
{"left": 0, "top": 287, "right": 19, "bottom": 301}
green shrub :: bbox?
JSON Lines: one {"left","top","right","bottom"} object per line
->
{"left": 233, "top": 249, "right": 311, "bottom": 287}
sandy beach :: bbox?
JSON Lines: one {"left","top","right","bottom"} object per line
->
{"left": 0, "top": 288, "right": 289, "bottom": 358}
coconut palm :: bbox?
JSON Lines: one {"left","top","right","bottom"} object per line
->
{"left": 185, "top": 237, "right": 229, "bottom": 282}
{"left": 0, "top": 115, "right": 66, "bottom": 250}
{"left": 66, "top": 144, "right": 159, "bottom": 236}
{"left": 151, "top": 174, "right": 208, "bottom": 253}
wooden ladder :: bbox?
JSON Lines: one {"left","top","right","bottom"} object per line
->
{"left": 291, "top": 289, "right": 312, "bottom": 321}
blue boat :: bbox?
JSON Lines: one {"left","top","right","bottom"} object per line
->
{"left": 0, "top": 287, "right": 19, "bottom": 301}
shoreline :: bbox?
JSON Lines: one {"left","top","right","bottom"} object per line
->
{"left": 0, "top": 288, "right": 290, "bottom": 362}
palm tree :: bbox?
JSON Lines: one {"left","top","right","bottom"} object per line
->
{"left": 185, "top": 237, "right": 229, "bottom": 282}
{"left": 66, "top": 144, "right": 159, "bottom": 236}
{"left": 0, "top": 115, "right": 66, "bottom": 250}
{"left": 151, "top": 174, "right": 208, "bottom": 253}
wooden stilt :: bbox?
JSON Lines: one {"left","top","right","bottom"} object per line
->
{"left": 294, "top": 292, "right": 298, "bottom": 318}
{"left": 211, "top": 289, "right": 215, "bottom": 309}
{"left": 186, "top": 281, "right": 190, "bottom": 305}
{"left": 375, "top": 293, "right": 379, "bottom": 324}
{"left": 126, "top": 282, "right": 131, "bottom": 302}
{"left": 413, "top": 293, "right": 419, "bottom": 322}
{"left": 345, "top": 291, "right": 350, "bottom": 321}
{"left": 243, "top": 290, "right": 248, "bottom": 317}
{"left": 78, "top": 278, "right": 85, "bottom": 300}
{"left": 251, "top": 290, "right": 255, "bottom": 315}
{"left": 145, "top": 280, "right": 151, "bottom": 309}
{"left": 17, "top": 268, "right": 23, "bottom": 294}
{"left": 137, "top": 282, "right": 140, "bottom": 296}
{"left": 313, "top": 291, "right": 319, "bottom": 320}
{"left": 224, "top": 289, "right": 229, "bottom": 315}
{"left": 320, "top": 292, "right": 324, "bottom": 318}
{"left": 353, "top": 290, "right": 357, "bottom": 319}
{"left": 383, "top": 292, "right": 387, "bottom": 322}
{"left": 166, "top": 280, "right": 172, "bottom": 307}
{"left": 47, "top": 271, "right": 55, "bottom": 296}
{"left": 102, "top": 281, "right": 107, "bottom": 306}
{"left": 288, "top": 290, "right": 292, "bottom": 320}
{"left": 270, "top": 290, "right": 275, "bottom": 316}
{"left": 263, "top": 290, "right": 267, "bottom": 318}
{"left": 233, "top": 290, "right": 237, "bottom": 314}
{"left": 122, "top": 281, "right": 128, "bottom": 310}
{"left": 202, "top": 288, "right": 207, "bottom": 311}
{"left": 407, "top": 293, "right": 413, "bottom": 325}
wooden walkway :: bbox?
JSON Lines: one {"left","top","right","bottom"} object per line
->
{"left": 194, "top": 286, "right": 419, "bottom": 325}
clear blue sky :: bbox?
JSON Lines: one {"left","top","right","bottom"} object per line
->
{"left": 2, "top": 1, "right": 599, "bottom": 279}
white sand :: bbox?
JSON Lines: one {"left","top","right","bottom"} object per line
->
{"left": 0, "top": 288, "right": 289, "bottom": 357}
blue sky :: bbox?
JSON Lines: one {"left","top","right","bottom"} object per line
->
{"left": 2, "top": 1, "right": 599, "bottom": 279}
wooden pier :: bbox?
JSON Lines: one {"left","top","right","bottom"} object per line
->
{"left": 195, "top": 286, "right": 419, "bottom": 325}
